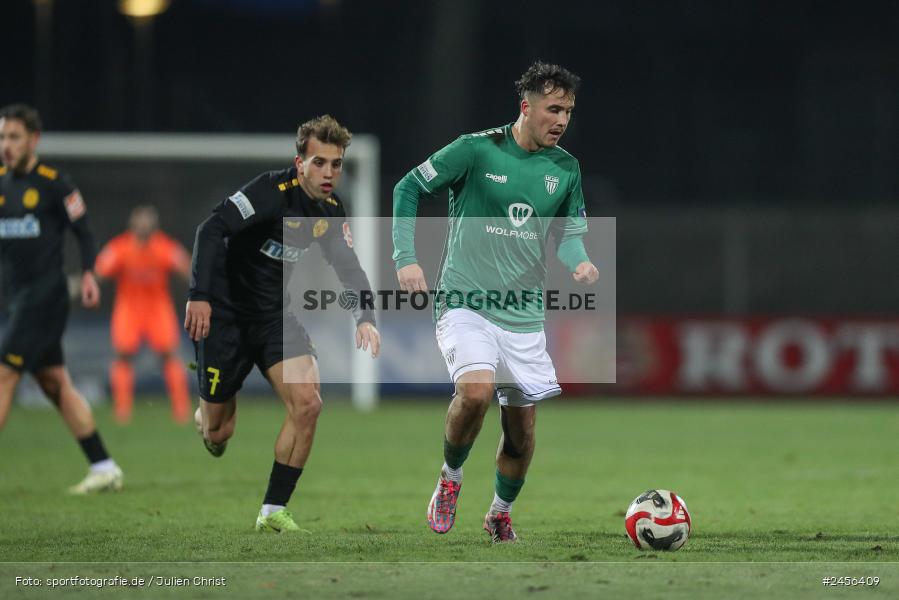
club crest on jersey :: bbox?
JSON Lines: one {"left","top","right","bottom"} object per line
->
{"left": 313, "top": 219, "right": 329, "bottom": 238}
{"left": 508, "top": 203, "right": 533, "bottom": 228}
{"left": 544, "top": 175, "right": 560, "bottom": 195}
{"left": 23, "top": 188, "right": 40, "bottom": 209}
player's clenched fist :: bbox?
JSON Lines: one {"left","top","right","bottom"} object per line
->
{"left": 184, "top": 300, "right": 212, "bottom": 341}
{"left": 572, "top": 261, "right": 599, "bottom": 285}
{"left": 397, "top": 263, "right": 428, "bottom": 293}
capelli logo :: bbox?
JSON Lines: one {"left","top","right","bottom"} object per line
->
{"left": 485, "top": 172, "right": 508, "bottom": 184}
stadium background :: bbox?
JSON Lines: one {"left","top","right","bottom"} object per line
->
{"left": 3, "top": 2, "right": 899, "bottom": 596}
{"left": 2, "top": 0, "right": 898, "bottom": 401}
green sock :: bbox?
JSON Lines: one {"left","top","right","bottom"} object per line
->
{"left": 443, "top": 438, "right": 473, "bottom": 470}
{"left": 494, "top": 469, "right": 525, "bottom": 503}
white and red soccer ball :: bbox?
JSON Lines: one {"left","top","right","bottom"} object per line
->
{"left": 625, "top": 489, "right": 692, "bottom": 551}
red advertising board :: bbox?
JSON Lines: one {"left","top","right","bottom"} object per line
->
{"left": 553, "top": 317, "right": 899, "bottom": 395}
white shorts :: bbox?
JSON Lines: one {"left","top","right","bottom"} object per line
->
{"left": 435, "top": 308, "right": 561, "bottom": 407}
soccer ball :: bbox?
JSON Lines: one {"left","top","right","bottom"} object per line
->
{"left": 625, "top": 489, "right": 692, "bottom": 551}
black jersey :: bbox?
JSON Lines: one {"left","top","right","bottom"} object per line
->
{"left": 189, "top": 166, "right": 375, "bottom": 324}
{"left": 0, "top": 162, "right": 96, "bottom": 303}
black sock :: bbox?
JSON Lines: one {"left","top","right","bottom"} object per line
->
{"left": 263, "top": 461, "right": 303, "bottom": 506}
{"left": 77, "top": 431, "right": 110, "bottom": 465}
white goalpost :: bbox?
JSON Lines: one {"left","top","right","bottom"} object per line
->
{"left": 40, "top": 132, "right": 381, "bottom": 410}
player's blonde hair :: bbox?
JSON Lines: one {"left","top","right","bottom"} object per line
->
{"left": 296, "top": 115, "right": 352, "bottom": 157}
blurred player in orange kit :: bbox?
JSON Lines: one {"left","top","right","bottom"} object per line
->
{"left": 95, "top": 206, "right": 191, "bottom": 423}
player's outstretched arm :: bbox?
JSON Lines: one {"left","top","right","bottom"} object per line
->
{"left": 189, "top": 213, "right": 230, "bottom": 306}
{"left": 557, "top": 237, "right": 598, "bottom": 284}
{"left": 550, "top": 162, "right": 595, "bottom": 284}
{"left": 188, "top": 179, "right": 280, "bottom": 312}
{"left": 61, "top": 183, "right": 99, "bottom": 282}
{"left": 320, "top": 231, "right": 377, "bottom": 320}
{"left": 61, "top": 181, "right": 102, "bottom": 306}
{"left": 320, "top": 243, "right": 380, "bottom": 356}
{"left": 185, "top": 211, "right": 232, "bottom": 342}
{"left": 184, "top": 300, "right": 211, "bottom": 341}
{"left": 392, "top": 136, "right": 472, "bottom": 285}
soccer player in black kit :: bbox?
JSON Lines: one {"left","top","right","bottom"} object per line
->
{"left": 0, "top": 104, "right": 123, "bottom": 493}
{"left": 185, "top": 115, "right": 380, "bottom": 532}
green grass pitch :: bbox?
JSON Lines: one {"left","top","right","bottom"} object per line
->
{"left": 1, "top": 398, "right": 898, "bottom": 598}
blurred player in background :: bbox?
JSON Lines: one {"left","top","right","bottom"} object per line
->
{"left": 393, "top": 62, "right": 598, "bottom": 542}
{"left": 0, "top": 104, "right": 124, "bottom": 493}
{"left": 185, "top": 115, "right": 380, "bottom": 532}
{"left": 95, "top": 205, "right": 192, "bottom": 424}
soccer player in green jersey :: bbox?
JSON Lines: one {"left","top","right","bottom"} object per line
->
{"left": 392, "top": 62, "right": 598, "bottom": 543}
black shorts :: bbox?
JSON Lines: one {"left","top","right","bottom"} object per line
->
{"left": 0, "top": 280, "right": 69, "bottom": 373}
{"left": 194, "top": 312, "right": 316, "bottom": 403}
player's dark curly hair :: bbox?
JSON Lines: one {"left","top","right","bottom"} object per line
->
{"left": 514, "top": 61, "right": 581, "bottom": 100}
{"left": 0, "top": 103, "right": 42, "bottom": 132}
{"left": 296, "top": 115, "right": 352, "bottom": 157}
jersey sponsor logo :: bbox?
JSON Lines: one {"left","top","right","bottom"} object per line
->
{"left": 544, "top": 175, "right": 560, "bottom": 195}
{"left": 284, "top": 219, "right": 301, "bottom": 229}
{"left": 228, "top": 190, "right": 255, "bottom": 220}
{"left": 5, "top": 353, "right": 23, "bottom": 367}
{"left": 0, "top": 214, "right": 41, "bottom": 238}
{"left": 22, "top": 188, "right": 39, "bottom": 209}
{"left": 417, "top": 159, "right": 438, "bottom": 183}
{"left": 260, "top": 238, "right": 303, "bottom": 263}
{"left": 485, "top": 224, "right": 539, "bottom": 240}
{"left": 508, "top": 202, "right": 533, "bottom": 227}
{"left": 64, "top": 190, "right": 86, "bottom": 221}
{"left": 485, "top": 172, "right": 507, "bottom": 184}
{"left": 313, "top": 219, "right": 329, "bottom": 238}
{"left": 342, "top": 222, "right": 353, "bottom": 248}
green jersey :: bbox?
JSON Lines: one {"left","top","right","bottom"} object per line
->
{"left": 393, "top": 124, "right": 589, "bottom": 332}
